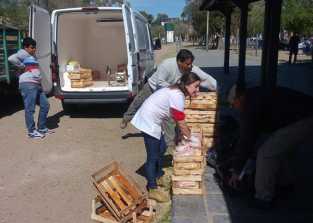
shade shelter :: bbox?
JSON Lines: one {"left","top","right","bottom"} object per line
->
{"left": 200, "top": 0, "right": 283, "bottom": 96}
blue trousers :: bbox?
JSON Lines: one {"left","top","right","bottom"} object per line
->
{"left": 142, "top": 133, "right": 167, "bottom": 189}
{"left": 19, "top": 82, "right": 50, "bottom": 133}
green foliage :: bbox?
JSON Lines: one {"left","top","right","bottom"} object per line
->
{"left": 152, "top": 13, "right": 169, "bottom": 25}
{"left": 247, "top": 1, "right": 264, "bottom": 36}
{"left": 174, "top": 21, "right": 188, "bottom": 38}
{"left": 139, "top": 11, "right": 154, "bottom": 24}
{"left": 151, "top": 24, "right": 165, "bottom": 38}
{"left": 182, "top": 0, "right": 224, "bottom": 38}
{"left": 0, "top": 0, "right": 32, "bottom": 29}
{"left": 281, "top": 0, "right": 313, "bottom": 36}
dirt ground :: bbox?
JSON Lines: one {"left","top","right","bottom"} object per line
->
{"left": 0, "top": 46, "right": 176, "bottom": 223}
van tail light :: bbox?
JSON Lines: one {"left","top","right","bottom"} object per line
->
{"left": 128, "top": 92, "right": 134, "bottom": 99}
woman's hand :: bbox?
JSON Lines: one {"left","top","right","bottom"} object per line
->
{"left": 177, "top": 120, "right": 191, "bottom": 140}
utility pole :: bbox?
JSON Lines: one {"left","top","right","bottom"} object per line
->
{"left": 206, "top": 11, "right": 210, "bottom": 50}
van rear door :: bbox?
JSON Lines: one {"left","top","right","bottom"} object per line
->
{"left": 122, "top": 4, "right": 139, "bottom": 95}
{"left": 29, "top": 5, "right": 52, "bottom": 94}
{"left": 132, "top": 12, "right": 154, "bottom": 81}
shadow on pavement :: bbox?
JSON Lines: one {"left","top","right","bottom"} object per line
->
{"left": 135, "top": 154, "right": 173, "bottom": 179}
{"left": 0, "top": 93, "right": 24, "bottom": 118}
{"left": 46, "top": 110, "right": 65, "bottom": 130}
{"left": 121, "top": 132, "right": 143, "bottom": 139}
{"left": 65, "top": 103, "right": 128, "bottom": 119}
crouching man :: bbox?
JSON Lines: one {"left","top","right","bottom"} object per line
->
{"left": 227, "top": 85, "right": 313, "bottom": 208}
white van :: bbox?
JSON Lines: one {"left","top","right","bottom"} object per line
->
{"left": 29, "top": 3, "right": 154, "bottom": 108}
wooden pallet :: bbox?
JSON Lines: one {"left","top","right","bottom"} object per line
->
{"left": 91, "top": 196, "right": 154, "bottom": 223}
{"left": 92, "top": 162, "right": 149, "bottom": 223}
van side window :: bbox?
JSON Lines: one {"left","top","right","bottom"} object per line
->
{"left": 136, "top": 19, "right": 149, "bottom": 50}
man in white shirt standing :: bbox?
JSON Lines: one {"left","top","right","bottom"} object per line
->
{"left": 121, "top": 49, "right": 217, "bottom": 147}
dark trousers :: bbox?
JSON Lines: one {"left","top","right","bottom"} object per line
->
{"left": 289, "top": 49, "right": 298, "bottom": 64}
{"left": 142, "top": 133, "right": 167, "bottom": 189}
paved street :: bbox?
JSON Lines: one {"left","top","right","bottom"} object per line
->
{"left": 0, "top": 98, "right": 151, "bottom": 223}
{"left": 1, "top": 45, "right": 313, "bottom": 223}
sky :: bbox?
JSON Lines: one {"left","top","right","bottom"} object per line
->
{"left": 128, "top": 0, "right": 186, "bottom": 18}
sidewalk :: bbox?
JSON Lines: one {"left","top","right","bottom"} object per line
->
{"left": 172, "top": 48, "right": 313, "bottom": 223}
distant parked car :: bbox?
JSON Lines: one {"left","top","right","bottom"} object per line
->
{"left": 300, "top": 39, "right": 313, "bottom": 55}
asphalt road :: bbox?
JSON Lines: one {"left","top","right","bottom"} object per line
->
{"left": 0, "top": 43, "right": 180, "bottom": 223}
{"left": 0, "top": 97, "right": 148, "bottom": 223}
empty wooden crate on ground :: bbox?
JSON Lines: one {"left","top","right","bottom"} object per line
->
{"left": 91, "top": 196, "right": 154, "bottom": 223}
{"left": 91, "top": 161, "right": 153, "bottom": 223}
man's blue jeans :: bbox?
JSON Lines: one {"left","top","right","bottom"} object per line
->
{"left": 19, "top": 82, "right": 50, "bottom": 133}
{"left": 142, "top": 133, "right": 167, "bottom": 189}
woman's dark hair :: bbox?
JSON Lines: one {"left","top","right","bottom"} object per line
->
{"left": 171, "top": 72, "right": 200, "bottom": 96}
{"left": 176, "top": 49, "right": 194, "bottom": 63}
{"left": 22, "top": 37, "right": 36, "bottom": 48}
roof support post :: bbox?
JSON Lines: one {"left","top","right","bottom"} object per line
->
{"left": 223, "top": 9, "right": 232, "bottom": 74}
{"left": 237, "top": 2, "right": 248, "bottom": 89}
{"left": 261, "top": 0, "right": 282, "bottom": 97}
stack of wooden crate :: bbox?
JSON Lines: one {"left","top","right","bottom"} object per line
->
{"left": 91, "top": 161, "right": 154, "bottom": 223}
{"left": 172, "top": 92, "right": 218, "bottom": 195}
{"left": 184, "top": 92, "right": 218, "bottom": 151}
{"left": 172, "top": 131, "right": 205, "bottom": 195}
{"left": 69, "top": 68, "right": 93, "bottom": 88}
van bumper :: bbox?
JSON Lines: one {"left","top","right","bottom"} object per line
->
{"left": 57, "top": 91, "right": 131, "bottom": 104}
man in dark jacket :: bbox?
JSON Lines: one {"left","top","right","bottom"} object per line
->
{"left": 289, "top": 33, "right": 300, "bottom": 64}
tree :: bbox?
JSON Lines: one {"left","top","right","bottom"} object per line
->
{"left": 139, "top": 11, "right": 154, "bottom": 24}
{"left": 152, "top": 13, "right": 169, "bottom": 25}
{"left": 174, "top": 21, "right": 188, "bottom": 40}
{"left": 247, "top": 1, "right": 265, "bottom": 37}
{"left": 281, "top": 0, "right": 313, "bottom": 36}
{"left": 0, "top": 0, "right": 32, "bottom": 29}
{"left": 182, "top": 0, "right": 224, "bottom": 40}
{"left": 151, "top": 25, "right": 165, "bottom": 39}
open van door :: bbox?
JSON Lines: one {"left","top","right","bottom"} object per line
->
{"left": 29, "top": 5, "right": 52, "bottom": 94}
{"left": 122, "top": 4, "right": 139, "bottom": 95}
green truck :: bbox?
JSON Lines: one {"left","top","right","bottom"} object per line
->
{"left": 0, "top": 23, "right": 24, "bottom": 94}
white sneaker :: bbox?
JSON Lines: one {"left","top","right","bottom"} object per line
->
{"left": 28, "top": 130, "right": 45, "bottom": 139}
{"left": 38, "top": 128, "right": 55, "bottom": 135}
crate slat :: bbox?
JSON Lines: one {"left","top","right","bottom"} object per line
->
{"left": 108, "top": 176, "right": 133, "bottom": 206}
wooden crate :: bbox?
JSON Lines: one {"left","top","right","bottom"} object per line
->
{"left": 91, "top": 196, "right": 154, "bottom": 223}
{"left": 187, "top": 123, "right": 217, "bottom": 137}
{"left": 172, "top": 175, "right": 203, "bottom": 195}
{"left": 173, "top": 161, "right": 205, "bottom": 176}
{"left": 185, "top": 92, "right": 217, "bottom": 110}
{"left": 71, "top": 79, "right": 93, "bottom": 88}
{"left": 184, "top": 110, "right": 217, "bottom": 124}
{"left": 92, "top": 162, "right": 149, "bottom": 223}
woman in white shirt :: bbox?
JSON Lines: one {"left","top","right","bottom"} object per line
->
{"left": 131, "top": 72, "right": 201, "bottom": 202}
